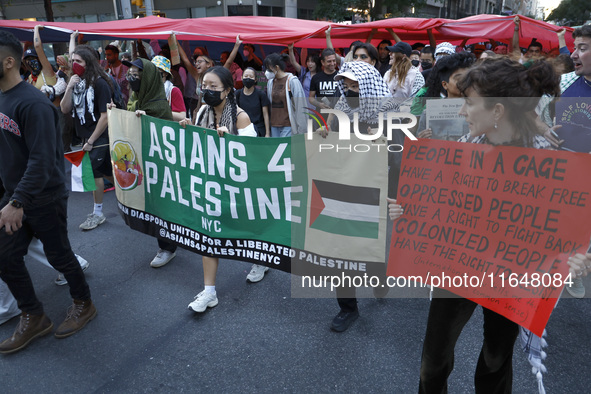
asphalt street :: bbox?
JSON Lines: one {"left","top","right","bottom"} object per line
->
{"left": 1, "top": 186, "right": 590, "bottom": 393}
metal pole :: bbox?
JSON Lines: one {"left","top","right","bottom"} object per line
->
{"left": 112, "top": 0, "right": 119, "bottom": 19}
{"left": 120, "top": 0, "right": 132, "bottom": 19}
{"left": 145, "top": 0, "right": 153, "bottom": 16}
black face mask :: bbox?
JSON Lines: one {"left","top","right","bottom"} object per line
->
{"left": 242, "top": 78, "right": 256, "bottom": 89}
{"left": 127, "top": 75, "right": 141, "bottom": 92}
{"left": 421, "top": 61, "right": 433, "bottom": 70}
{"left": 203, "top": 89, "right": 224, "bottom": 107}
{"left": 27, "top": 59, "right": 41, "bottom": 76}
{"left": 345, "top": 89, "right": 360, "bottom": 108}
{"left": 411, "top": 60, "right": 420, "bottom": 67}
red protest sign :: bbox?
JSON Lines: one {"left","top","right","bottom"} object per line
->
{"left": 388, "top": 138, "right": 591, "bottom": 336}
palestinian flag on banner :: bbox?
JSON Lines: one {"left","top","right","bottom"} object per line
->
{"left": 64, "top": 150, "right": 96, "bottom": 192}
{"left": 309, "top": 179, "right": 380, "bottom": 239}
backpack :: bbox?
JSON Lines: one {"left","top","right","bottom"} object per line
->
{"left": 108, "top": 74, "right": 126, "bottom": 109}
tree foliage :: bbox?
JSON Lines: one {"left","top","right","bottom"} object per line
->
{"left": 44, "top": 0, "right": 54, "bottom": 22}
{"left": 313, "top": 0, "right": 354, "bottom": 22}
{"left": 547, "top": 0, "right": 591, "bottom": 26}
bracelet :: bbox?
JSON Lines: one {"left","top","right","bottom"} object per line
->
{"left": 87, "top": 141, "right": 94, "bottom": 145}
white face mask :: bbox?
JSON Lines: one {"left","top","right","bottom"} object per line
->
{"left": 265, "top": 70, "right": 275, "bottom": 80}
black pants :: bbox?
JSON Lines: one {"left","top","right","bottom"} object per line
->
{"left": 0, "top": 194, "right": 91, "bottom": 315}
{"left": 158, "top": 239, "right": 177, "bottom": 253}
{"left": 336, "top": 264, "right": 388, "bottom": 313}
{"left": 336, "top": 288, "right": 357, "bottom": 313}
{"left": 419, "top": 291, "right": 518, "bottom": 394}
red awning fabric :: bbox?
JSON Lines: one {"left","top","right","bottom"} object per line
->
{"left": 436, "top": 14, "right": 575, "bottom": 52}
{"left": 0, "top": 16, "right": 331, "bottom": 45}
{"left": 296, "top": 17, "right": 454, "bottom": 48}
{"left": 0, "top": 14, "right": 574, "bottom": 51}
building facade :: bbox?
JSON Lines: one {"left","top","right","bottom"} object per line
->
{"left": 0, "top": 0, "right": 316, "bottom": 21}
{"left": 0, "top": 0, "right": 542, "bottom": 23}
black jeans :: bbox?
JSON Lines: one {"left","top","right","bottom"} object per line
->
{"left": 336, "top": 288, "right": 357, "bottom": 313}
{"left": 157, "top": 239, "right": 177, "bottom": 253}
{"left": 419, "top": 291, "right": 518, "bottom": 394}
{"left": 0, "top": 194, "right": 91, "bottom": 315}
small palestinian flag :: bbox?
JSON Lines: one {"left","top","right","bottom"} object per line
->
{"left": 64, "top": 150, "right": 96, "bottom": 192}
{"left": 309, "top": 179, "right": 380, "bottom": 239}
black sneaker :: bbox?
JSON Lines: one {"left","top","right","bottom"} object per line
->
{"left": 330, "top": 310, "right": 359, "bottom": 332}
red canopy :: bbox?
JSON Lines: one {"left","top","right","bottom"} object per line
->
{"left": 437, "top": 14, "right": 574, "bottom": 52}
{"left": 0, "top": 14, "right": 574, "bottom": 51}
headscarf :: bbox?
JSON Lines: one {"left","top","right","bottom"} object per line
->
{"left": 126, "top": 58, "right": 172, "bottom": 121}
{"left": 333, "top": 61, "right": 394, "bottom": 124}
{"left": 435, "top": 42, "right": 455, "bottom": 61}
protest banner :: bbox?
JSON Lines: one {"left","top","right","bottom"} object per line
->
{"left": 387, "top": 138, "right": 591, "bottom": 336}
{"left": 108, "top": 109, "right": 388, "bottom": 278}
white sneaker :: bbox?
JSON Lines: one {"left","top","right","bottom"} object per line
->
{"left": 188, "top": 290, "right": 218, "bottom": 313}
{"left": 79, "top": 213, "right": 106, "bottom": 231}
{"left": 54, "top": 254, "right": 90, "bottom": 286}
{"left": 246, "top": 264, "right": 269, "bottom": 283}
{"left": 150, "top": 249, "right": 176, "bottom": 268}
{"left": 566, "top": 277, "right": 585, "bottom": 298}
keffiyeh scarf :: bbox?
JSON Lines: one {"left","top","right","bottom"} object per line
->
{"left": 334, "top": 61, "right": 396, "bottom": 124}
{"left": 72, "top": 79, "right": 95, "bottom": 125}
{"left": 197, "top": 100, "right": 237, "bottom": 135}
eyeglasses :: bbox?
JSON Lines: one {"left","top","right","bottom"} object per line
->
{"left": 126, "top": 73, "right": 140, "bottom": 81}
{"left": 195, "top": 59, "right": 207, "bottom": 64}
{"left": 353, "top": 54, "right": 369, "bottom": 60}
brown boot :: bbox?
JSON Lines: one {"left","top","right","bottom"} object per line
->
{"left": 0, "top": 313, "right": 53, "bottom": 354}
{"left": 54, "top": 299, "right": 97, "bottom": 339}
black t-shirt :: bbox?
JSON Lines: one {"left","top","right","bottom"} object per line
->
{"left": 378, "top": 62, "right": 390, "bottom": 77}
{"left": 310, "top": 71, "right": 338, "bottom": 106}
{"left": 236, "top": 88, "right": 270, "bottom": 137}
{"left": 72, "top": 77, "right": 111, "bottom": 140}
{"left": 243, "top": 59, "right": 262, "bottom": 71}
{"left": 0, "top": 81, "right": 65, "bottom": 208}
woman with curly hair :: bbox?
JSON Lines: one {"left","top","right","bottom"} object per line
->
{"left": 389, "top": 57, "right": 561, "bottom": 393}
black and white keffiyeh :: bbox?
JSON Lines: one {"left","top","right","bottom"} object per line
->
{"left": 520, "top": 327, "right": 548, "bottom": 394}
{"left": 333, "top": 61, "right": 396, "bottom": 124}
{"left": 72, "top": 79, "right": 96, "bottom": 125}
{"left": 196, "top": 99, "right": 237, "bottom": 135}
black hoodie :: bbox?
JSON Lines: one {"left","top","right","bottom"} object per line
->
{"left": 0, "top": 81, "right": 66, "bottom": 208}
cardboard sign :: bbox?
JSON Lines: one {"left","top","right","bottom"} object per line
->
{"left": 388, "top": 138, "right": 591, "bottom": 336}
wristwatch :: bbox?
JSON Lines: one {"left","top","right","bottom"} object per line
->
{"left": 8, "top": 199, "right": 24, "bottom": 209}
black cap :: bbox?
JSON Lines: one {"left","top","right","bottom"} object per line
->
{"left": 122, "top": 58, "right": 143, "bottom": 70}
{"left": 386, "top": 42, "right": 412, "bottom": 58}
{"left": 23, "top": 48, "right": 38, "bottom": 59}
